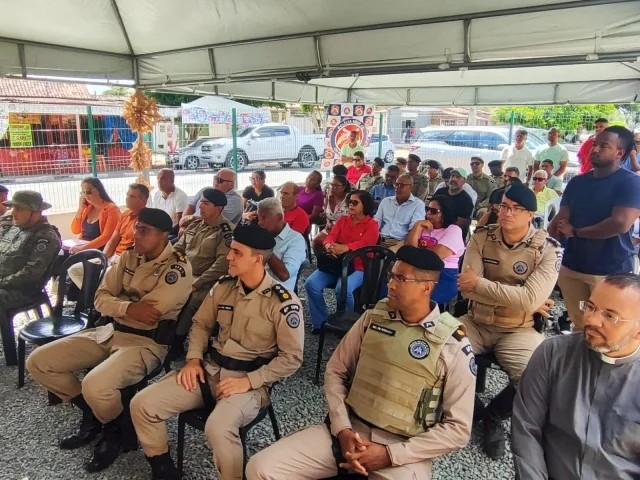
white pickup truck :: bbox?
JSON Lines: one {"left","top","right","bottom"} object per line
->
{"left": 195, "top": 123, "right": 324, "bottom": 171}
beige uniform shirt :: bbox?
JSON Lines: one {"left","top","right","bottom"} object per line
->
{"left": 462, "top": 225, "right": 561, "bottom": 315}
{"left": 94, "top": 243, "right": 193, "bottom": 331}
{"left": 410, "top": 173, "right": 429, "bottom": 200}
{"left": 466, "top": 173, "right": 497, "bottom": 208}
{"left": 324, "top": 305, "right": 475, "bottom": 467}
{"left": 356, "top": 173, "right": 383, "bottom": 192}
{"left": 426, "top": 175, "right": 443, "bottom": 199}
{"left": 187, "top": 273, "right": 304, "bottom": 391}
{"left": 174, "top": 215, "right": 233, "bottom": 291}
{"left": 492, "top": 174, "right": 506, "bottom": 189}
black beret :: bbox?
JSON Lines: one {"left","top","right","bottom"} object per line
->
{"left": 138, "top": 208, "right": 173, "bottom": 232}
{"left": 504, "top": 183, "right": 537, "bottom": 212}
{"left": 233, "top": 225, "right": 276, "bottom": 250}
{"left": 489, "top": 187, "right": 505, "bottom": 205}
{"left": 0, "top": 184, "right": 8, "bottom": 194}
{"left": 396, "top": 246, "right": 444, "bottom": 272}
{"left": 373, "top": 157, "right": 385, "bottom": 168}
{"left": 488, "top": 160, "right": 502, "bottom": 168}
{"left": 202, "top": 187, "right": 227, "bottom": 207}
{"left": 426, "top": 160, "right": 440, "bottom": 169}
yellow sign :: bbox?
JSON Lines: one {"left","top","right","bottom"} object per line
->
{"left": 9, "top": 124, "right": 33, "bottom": 148}
{"left": 9, "top": 113, "right": 42, "bottom": 124}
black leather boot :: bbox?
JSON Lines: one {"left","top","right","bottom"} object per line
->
{"left": 146, "top": 452, "right": 181, "bottom": 480}
{"left": 84, "top": 416, "right": 122, "bottom": 473}
{"left": 59, "top": 394, "right": 102, "bottom": 450}
{"left": 482, "top": 384, "right": 516, "bottom": 460}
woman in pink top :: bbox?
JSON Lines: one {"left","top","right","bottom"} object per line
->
{"left": 406, "top": 194, "right": 465, "bottom": 304}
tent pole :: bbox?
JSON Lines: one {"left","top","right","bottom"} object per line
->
{"left": 232, "top": 108, "right": 238, "bottom": 186}
{"left": 508, "top": 110, "right": 515, "bottom": 144}
{"left": 87, "top": 106, "right": 98, "bottom": 177}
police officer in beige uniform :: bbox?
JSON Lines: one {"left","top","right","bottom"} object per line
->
{"left": 457, "top": 183, "right": 561, "bottom": 459}
{"left": 173, "top": 188, "right": 234, "bottom": 349}
{"left": 130, "top": 225, "right": 304, "bottom": 480}
{"left": 27, "top": 208, "right": 192, "bottom": 473}
{"left": 247, "top": 247, "right": 476, "bottom": 480}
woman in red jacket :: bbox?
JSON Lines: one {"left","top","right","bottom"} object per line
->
{"left": 304, "top": 190, "right": 379, "bottom": 332}
{"left": 70, "top": 177, "right": 121, "bottom": 253}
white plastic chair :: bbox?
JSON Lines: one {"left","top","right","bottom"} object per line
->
{"left": 543, "top": 197, "right": 562, "bottom": 230}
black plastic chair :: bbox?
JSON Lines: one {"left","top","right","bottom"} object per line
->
{"left": 315, "top": 246, "right": 396, "bottom": 384}
{"left": 18, "top": 250, "right": 108, "bottom": 388}
{"left": 474, "top": 353, "right": 504, "bottom": 394}
{"left": 176, "top": 386, "right": 281, "bottom": 479}
{"left": 303, "top": 224, "right": 313, "bottom": 264}
{"left": 1, "top": 290, "right": 53, "bottom": 366}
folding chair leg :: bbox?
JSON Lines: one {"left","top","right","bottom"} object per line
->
{"left": 18, "top": 337, "right": 26, "bottom": 388}
{"left": 177, "top": 415, "right": 185, "bottom": 475}
{"left": 0, "top": 316, "right": 18, "bottom": 366}
{"left": 268, "top": 404, "right": 281, "bottom": 441}
{"left": 475, "top": 364, "right": 487, "bottom": 394}
{"left": 315, "top": 328, "right": 326, "bottom": 385}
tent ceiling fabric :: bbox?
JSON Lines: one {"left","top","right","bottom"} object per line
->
{"left": 0, "top": 0, "right": 639, "bottom": 105}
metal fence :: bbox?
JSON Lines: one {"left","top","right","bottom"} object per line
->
{"left": 1, "top": 104, "right": 637, "bottom": 215}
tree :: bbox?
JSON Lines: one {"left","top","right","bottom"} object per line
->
{"left": 234, "top": 98, "right": 286, "bottom": 109}
{"left": 145, "top": 91, "right": 201, "bottom": 106}
{"left": 101, "top": 86, "right": 134, "bottom": 96}
{"left": 492, "top": 104, "right": 621, "bottom": 132}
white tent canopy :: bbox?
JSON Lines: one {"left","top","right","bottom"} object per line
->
{"left": 1, "top": 0, "right": 639, "bottom": 105}
{"left": 183, "top": 95, "right": 264, "bottom": 114}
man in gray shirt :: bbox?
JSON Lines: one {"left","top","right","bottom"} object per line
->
{"left": 182, "top": 168, "right": 243, "bottom": 228}
{"left": 512, "top": 273, "right": 640, "bottom": 480}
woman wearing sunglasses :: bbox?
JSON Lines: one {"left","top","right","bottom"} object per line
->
{"left": 305, "top": 190, "right": 379, "bottom": 333}
{"left": 70, "top": 177, "right": 121, "bottom": 253}
{"left": 406, "top": 194, "right": 464, "bottom": 304}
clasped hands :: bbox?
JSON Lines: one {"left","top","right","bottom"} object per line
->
{"left": 324, "top": 243, "right": 349, "bottom": 257}
{"left": 337, "top": 429, "right": 391, "bottom": 475}
{"left": 176, "top": 359, "right": 251, "bottom": 399}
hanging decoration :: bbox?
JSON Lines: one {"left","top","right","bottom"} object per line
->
{"left": 122, "top": 89, "right": 162, "bottom": 187}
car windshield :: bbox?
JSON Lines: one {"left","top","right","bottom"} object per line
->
{"left": 188, "top": 138, "right": 210, "bottom": 147}
{"left": 238, "top": 126, "right": 257, "bottom": 137}
{"left": 416, "top": 131, "right": 448, "bottom": 142}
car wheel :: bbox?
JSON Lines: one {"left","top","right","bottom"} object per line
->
{"left": 384, "top": 150, "right": 394, "bottom": 164}
{"left": 298, "top": 147, "right": 317, "bottom": 168}
{"left": 279, "top": 160, "right": 294, "bottom": 168}
{"left": 184, "top": 156, "right": 199, "bottom": 170}
{"left": 225, "top": 151, "right": 247, "bottom": 172}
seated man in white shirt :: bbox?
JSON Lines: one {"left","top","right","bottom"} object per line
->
{"left": 257, "top": 197, "right": 306, "bottom": 292}
{"left": 149, "top": 169, "right": 189, "bottom": 234}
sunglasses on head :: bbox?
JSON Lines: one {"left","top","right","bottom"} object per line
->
{"left": 426, "top": 208, "right": 441, "bottom": 215}
{"left": 533, "top": 177, "right": 546, "bottom": 182}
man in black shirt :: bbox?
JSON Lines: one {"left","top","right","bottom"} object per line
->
{"left": 434, "top": 167, "right": 474, "bottom": 240}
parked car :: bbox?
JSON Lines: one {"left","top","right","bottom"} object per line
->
{"left": 167, "top": 137, "right": 218, "bottom": 170}
{"left": 366, "top": 134, "right": 395, "bottom": 164}
{"left": 410, "top": 126, "right": 546, "bottom": 172}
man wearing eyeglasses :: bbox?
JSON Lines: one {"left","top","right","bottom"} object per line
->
{"left": 27, "top": 208, "right": 192, "bottom": 473}
{"left": 457, "top": 183, "right": 562, "bottom": 459}
{"left": 181, "top": 168, "right": 243, "bottom": 230}
{"left": 246, "top": 246, "right": 476, "bottom": 480}
{"left": 466, "top": 156, "right": 497, "bottom": 219}
{"left": 512, "top": 273, "right": 640, "bottom": 480}
{"left": 374, "top": 174, "right": 425, "bottom": 251}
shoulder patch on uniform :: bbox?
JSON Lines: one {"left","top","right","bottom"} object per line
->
{"left": 174, "top": 251, "right": 187, "bottom": 263}
{"left": 546, "top": 236, "right": 561, "bottom": 248}
{"left": 272, "top": 284, "right": 292, "bottom": 302}
{"left": 452, "top": 328, "right": 467, "bottom": 342}
{"left": 171, "top": 264, "right": 186, "bottom": 277}
{"left": 280, "top": 304, "right": 300, "bottom": 315}
{"left": 285, "top": 311, "right": 301, "bottom": 328}
{"left": 35, "top": 239, "right": 49, "bottom": 252}
{"left": 217, "top": 275, "right": 236, "bottom": 284}
{"left": 469, "top": 357, "right": 478, "bottom": 376}
{"left": 224, "top": 231, "right": 233, "bottom": 247}
{"left": 555, "top": 258, "right": 562, "bottom": 272}
{"left": 370, "top": 323, "right": 396, "bottom": 336}
{"left": 165, "top": 271, "right": 179, "bottom": 285}
{"left": 462, "top": 344, "right": 473, "bottom": 356}
{"left": 221, "top": 223, "right": 232, "bottom": 233}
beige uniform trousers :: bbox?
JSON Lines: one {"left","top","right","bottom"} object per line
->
{"left": 130, "top": 368, "right": 261, "bottom": 480}
{"left": 26, "top": 328, "right": 166, "bottom": 423}
{"left": 557, "top": 266, "right": 607, "bottom": 332}
{"left": 461, "top": 317, "right": 543, "bottom": 382}
{"left": 245, "top": 417, "right": 431, "bottom": 480}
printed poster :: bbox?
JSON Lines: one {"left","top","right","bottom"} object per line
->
{"left": 8, "top": 123, "right": 33, "bottom": 148}
{"left": 321, "top": 103, "right": 375, "bottom": 170}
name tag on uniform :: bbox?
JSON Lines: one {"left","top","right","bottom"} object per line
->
{"left": 482, "top": 258, "right": 499, "bottom": 265}
{"left": 218, "top": 305, "right": 233, "bottom": 312}
{"left": 370, "top": 323, "right": 396, "bottom": 336}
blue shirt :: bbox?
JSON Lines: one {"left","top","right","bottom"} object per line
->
{"left": 265, "top": 223, "right": 306, "bottom": 291}
{"left": 374, "top": 194, "right": 425, "bottom": 240}
{"left": 561, "top": 168, "right": 640, "bottom": 275}
{"left": 369, "top": 184, "right": 395, "bottom": 203}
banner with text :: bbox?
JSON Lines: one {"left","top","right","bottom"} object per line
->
{"left": 181, "top": 105, "right": 270, "bottom": 126}
{"left": 321, "top": 103, "right": 374, "bottom": 169}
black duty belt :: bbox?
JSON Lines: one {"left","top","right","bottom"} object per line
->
{"left": 209, "top": 348, "right": 271, "bottom": 372}
{"left": 113, "top": 322, "right": 172, "bottom": 345}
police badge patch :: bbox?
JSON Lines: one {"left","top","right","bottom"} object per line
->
{"left": 408, "top": 340, "right": 430, "bottom": 359}
{"left": 513, "top": 261, "right": 528, "bottom": 275}
{"left": 165, "top": 271, "right": 178, "bottom": 285}
{"left": 555, "top": 259, "right": 561, "bottom": 272}
{"left": 469, "top": 357, "right": 478, "bottom": 376}
{"left": 286, "top": 313, "right": 300, "bottom": 328}
{"left": 36, "top": 242, "right": 47, "bottom": 252}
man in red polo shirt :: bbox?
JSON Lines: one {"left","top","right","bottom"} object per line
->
{"left": 577, "top": 118, "right": 608, "bottom": 174}
{"left": 346, "top": 151, "right": 371, "bottom": 186}
{"left": 280, "top": 181, "right": 310, "bottom": 235}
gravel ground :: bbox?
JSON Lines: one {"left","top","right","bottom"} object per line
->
{"left": 0, "top": 262, "right": 566, "bottom": 480}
